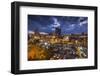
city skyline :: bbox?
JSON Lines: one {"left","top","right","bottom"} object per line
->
{"left": 28, "top": 15, "right": 88, "bottom": 35}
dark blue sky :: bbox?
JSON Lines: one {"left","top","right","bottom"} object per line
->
{"left": 28, "top": 15, "right": 88, "bottom": 35}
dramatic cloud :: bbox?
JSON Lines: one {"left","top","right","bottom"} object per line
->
{"left": 51, "top": 17, "right": 60, "bottom": 28}
{"left": 79, "top": 20, "right": 88, "bottom": 26}
{"left": 28, "top": 15, "right": 88, "bottom": 34}
{"left": 65, "top": 24, "right": 75, "bottom": 31}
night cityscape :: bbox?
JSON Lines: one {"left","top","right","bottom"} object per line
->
{"left": 28, "top": 15, "right": 88, "bottom": 61}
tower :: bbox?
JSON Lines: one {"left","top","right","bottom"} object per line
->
{"left": 55, "top": 27, "right": 61, "bottom": 36}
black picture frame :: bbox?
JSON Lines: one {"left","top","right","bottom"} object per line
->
{"left": 11, "top": 1, "right": 98, "bottom": 74}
